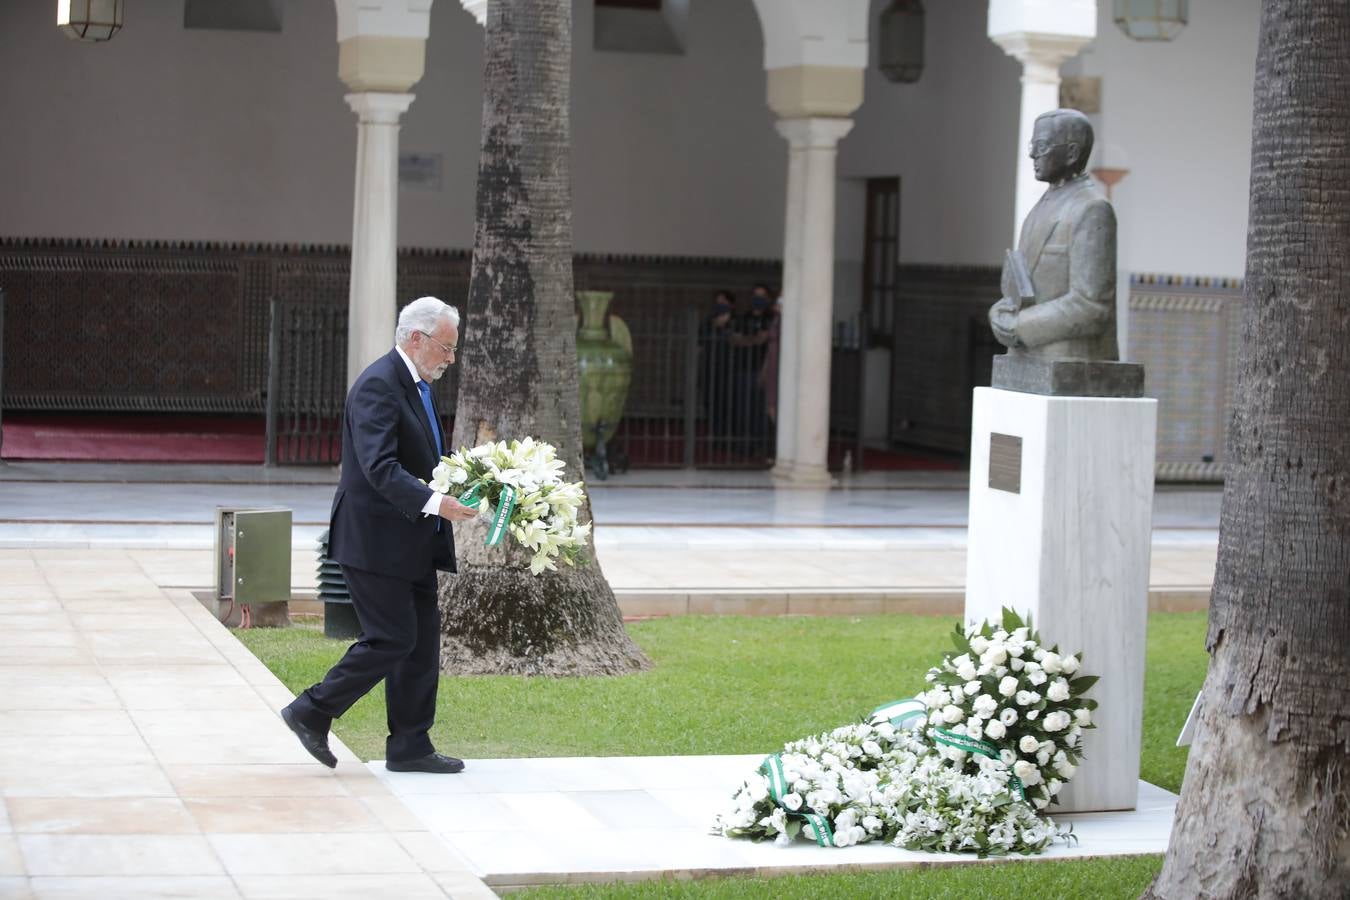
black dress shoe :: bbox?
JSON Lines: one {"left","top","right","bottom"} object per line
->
{"left": 386, "top": 752, "right": 465, "bottom": 774}
{"left": 280, "top": 706, "right": 337, "bottom": 769}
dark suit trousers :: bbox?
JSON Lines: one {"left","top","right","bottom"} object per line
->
{"left": 288, "top": 564, "right": 441, "bottom": 763}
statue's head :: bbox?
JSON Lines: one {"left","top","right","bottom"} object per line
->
{"left": 1029, "top": 109, "right": 1094, "bottom": 184}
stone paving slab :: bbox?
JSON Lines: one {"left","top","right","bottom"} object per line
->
{"left": 370, "top": 756, "right": 1177, "bottom": 891}
{"left": 0, "top": 555, "right": 496, "bottom": 900}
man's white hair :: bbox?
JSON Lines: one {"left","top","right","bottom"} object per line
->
{"left": 395, "top": 296, "right": 460, "bottom": 345}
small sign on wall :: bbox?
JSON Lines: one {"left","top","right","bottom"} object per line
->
{"left": 988, "top": 432, "right": 1022, "bottom": 494}
{"left": 399, "top": 152, "right": 443, "bottom": 191}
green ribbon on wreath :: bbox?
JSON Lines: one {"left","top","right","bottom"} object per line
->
{"left": 760, "top": 754, "right": 837, "bottom": 847}
{"left": 868, "top": 698, "right": 927, "bottom": 731}
{"left": 932, "top": 728, "right": 1026, "bottom": 802}
{"left": 457, "top": 483, "right": 518, "bottom": 548}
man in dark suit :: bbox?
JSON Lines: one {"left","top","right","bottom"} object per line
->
{"left": 281, "top": 296, "right": 477, "bottom": 774}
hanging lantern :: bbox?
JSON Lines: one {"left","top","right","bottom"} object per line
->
{"left": 57, "top": 0, "right": 124, "bottom": 42}
{"left": 879, "top": 0, "right": 924, "bottom": 84}
{"left": 1113, "top": 0, "right": 1187, "bottom": 42}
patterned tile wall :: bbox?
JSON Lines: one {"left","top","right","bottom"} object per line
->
{"left": 1129, "top": 274, "right": 1245, "bottom": 482}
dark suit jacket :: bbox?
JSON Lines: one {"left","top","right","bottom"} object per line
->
{"left": 328, "top": 349, "right": 457, "bottom": 578}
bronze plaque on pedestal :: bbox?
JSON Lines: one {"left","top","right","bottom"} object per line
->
{"left": 989, "top": 433, "right": 1022, "bottom": 494}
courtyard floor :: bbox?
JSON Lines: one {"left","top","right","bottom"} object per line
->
{"left": 0, "top": 463, "right": 1217, "bottom": 896}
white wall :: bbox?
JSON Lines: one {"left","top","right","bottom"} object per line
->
{"left": 0, "top": 0, "right": 1258, "bottom": 279}
{"left": 840, "top": 0, "right": 1023, "bottom": 269}
{"left": 0, "top": 0, "right": 786, "bottom": 257}
{"left": 1067, "top": 0, "right": 1260, "bottom": 279}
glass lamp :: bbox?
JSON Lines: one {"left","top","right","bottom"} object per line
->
{"left": 58, "top": 0, "right": 124, "bottom": 42}
{"left": 1113, "top": 0, "right": 1187, "bottom": 41}
{"left": 879, "top": 0, "right": 924, "bottom": 84}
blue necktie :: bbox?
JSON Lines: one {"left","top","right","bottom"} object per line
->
{"left": 417, "top": 381, "right": 442, "bottom": 456}
{"left": 417, "top": 382, "right": 443, "bottom": 532}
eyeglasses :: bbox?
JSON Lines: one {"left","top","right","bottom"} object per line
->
{"left": 1028, "top": 140, "right": 1068, "bottom": 158}
{"left": 417, "top": 331, "right": 457, "bottom": 357}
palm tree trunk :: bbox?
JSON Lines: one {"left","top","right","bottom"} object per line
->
{"left": 438, "top": 0, "right": 649, "bottom": 675}
{"left": 1145, "top": 2, "right": 1350, "bottom": 896}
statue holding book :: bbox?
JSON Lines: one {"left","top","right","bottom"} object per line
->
{"left": 988, "top": 109, "right": 1140, "bottom": 396}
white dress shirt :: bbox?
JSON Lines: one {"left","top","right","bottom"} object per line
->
{"left": 394, "top": 346, "right": 446, "bottom": 518}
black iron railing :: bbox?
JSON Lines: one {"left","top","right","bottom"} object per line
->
{"left": 264, "top": 301, "right": 348, "bottom": 466}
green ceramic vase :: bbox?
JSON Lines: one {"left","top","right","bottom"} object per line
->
{"left": 575, "top": 291, "right": 632, "bottom": 452}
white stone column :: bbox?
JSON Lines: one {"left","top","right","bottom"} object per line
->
{"left": 773, "top": 117, "right": 853, "bottom": 486}
{"left": 345, "top": 92, "right": 414, "bottom": 382}
{"left": 770, "top": 140, "right": 806, "bottom": 480}
{"left": 987, "top": 0, "right": 1095, "bottom": 242}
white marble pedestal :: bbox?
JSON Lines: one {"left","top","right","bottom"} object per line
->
{"left": 964, "top": 387, "right": 1157, "bottom": 812}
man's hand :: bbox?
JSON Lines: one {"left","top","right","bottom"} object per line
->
{"left": 989, "top": 299, "right": 1022, "bottom": 349}
{"left": 438, "top": 495, "right": 479, "bottom": 522}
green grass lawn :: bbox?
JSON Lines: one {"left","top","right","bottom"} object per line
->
{"left": 519, "top": 855, "right": 1165, "bottom": 899}
{"left": 237, "top": 611, "right": 1208, "bottom": 899}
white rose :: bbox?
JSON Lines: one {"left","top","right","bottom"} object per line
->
{"left": 782, "top": 792, "right": 803, "bottom": 811}
{"left": 1019, "top": 735, "right": 1040, "bottom": 753}
{"left": 966, "top": 720, "right": 984, "bottom": 741}
{"left": 999, "top": 748, "right": 1017, "bottom": 765}
{"left": 1007, "top": 641, "right": 1025, "bottom": 658}
{"left": 1048, "top": 778, "right": 1064, "bottom": 795}
{"left": 1033, "top": 648, "right": 1046, "bottom": 662}
{"left": 1055, "top": 759, "right": 1077, "bottom": 779}
{"left": 835, "top": 808, "right": 858, "bottom": 832}
{"left": 1010, "top": 657, "right": 1026, "bottom": 671}
{"left": 862, "top": 740, "right": 882, "bottom": 757}
{"left": 999, "top": 707, "right": 1019, "bottom": 726}
{"left": 964, "top": 680, "right": 983, "bottom": 697}
{"left": 973, "top": 694, "right": 999, "bottom": 719}
{"left": 1033, "top": 796, "right": 1049, "bottom": 809}
{"left": 1036, "top": 748, "right": 1051, "bottom": 766}
{"left": 1047, "top": 679, "right": 1071, "bottom": 702}
{"left": 1015, "top": 690, "right": 1039, "bottom": 707}
{"left": 998, "top": 676, "right": 1019, "bottom": 697}
{"left": 1064, "top": 731, "right": 1079, "bottom": 748}
{"left": 956, "top": 660, "right": 978, "bottom": 681}
{"left": 1061, "top": 654, "right": 1081, "bottom": 675}
{"left": 984, "top": 719, "right": 1007, "bottom": 740}
{"left": 1041, "top": 652, "right": 1063, "bottom": 674}
{"left": 1013, "top": 760, "right": 1038, "bottom": 781}
{"left": 862, "top": 815, "right": 883, "bottom": 833}
{"left": 1026, "top": 710, "right": 1039, "bottom": 720}
{"left": 1075, "top": 708, "right": 1092, "bottom": 727}
{"left": 1027, "top": 669, "right": 1048, "bottom": 686}
{"left": 981, "top": 646, "right": 1009, "bottom": 667}
{"left": 1042, "top": 711, "right": 1071, "bottom": 732}
{"left": 969, "top": 636, "right": 990, "bottom": 655}
{"left": 942, "top": 705, "right": 965, "bottom": 724}
{"left": 992, "top": 630, "right": 1009, "bottom": 642}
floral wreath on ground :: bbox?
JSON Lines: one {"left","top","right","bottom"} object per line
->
{"left": 713, "top": 609, "right": 1099, "bottom": 857}
{"left": 428, "top": 437, "right": 591, "bottom": 575}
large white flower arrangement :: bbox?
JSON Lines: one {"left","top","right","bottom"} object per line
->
{"left": 713, "top": 610, "right": 1097, "bottom": 857}
{"left": 428, "top": 437, "right": 591, "bottom": 575}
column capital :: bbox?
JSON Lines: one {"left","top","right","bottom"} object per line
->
{"left": 459, "top": 0, "right": 487, "bottom": 26}
{"left": 990, "top": 31, "right": 1093, "bottom": 83}
{"left": 775, "top": 116, "right": 855, "bottom": 151}
{"left": 345, "top": 92, "right": 416, "bottom": 124}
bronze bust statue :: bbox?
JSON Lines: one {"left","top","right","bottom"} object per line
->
{"left": 990, "top": 109, "right": 1118, "bottom": 362}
